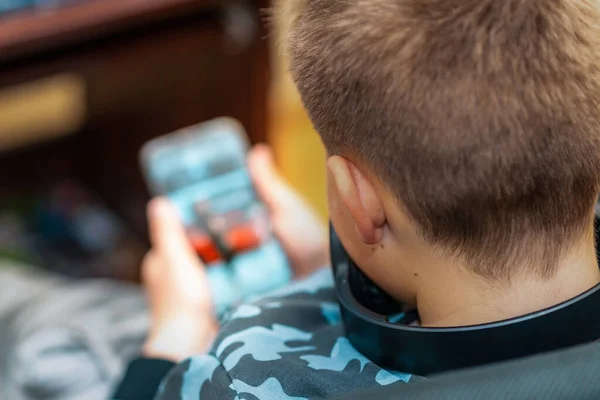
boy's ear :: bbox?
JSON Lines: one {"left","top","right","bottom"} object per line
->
{"left": 327, "top": 156, "right": 386, "bottom": 245}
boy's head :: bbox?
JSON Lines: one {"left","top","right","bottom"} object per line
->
{"left": 278, "top": 0, "right": 600, "bottom": 305}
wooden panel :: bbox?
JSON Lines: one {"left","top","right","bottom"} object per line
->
{"left": 0, "top": 1, "right": 270, "bottom": 242}
{"left": 0, "top": 1, "right": 270, "bottom": 282}
{"left": 74, "top": 15, "right": 268, "bottom": 238}
{"left": 0, "top": 0, "right": 226, "bottom": 63}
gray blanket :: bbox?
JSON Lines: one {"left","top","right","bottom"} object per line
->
{"left": 0, "top": 262, "right": 149, "bottom": 400}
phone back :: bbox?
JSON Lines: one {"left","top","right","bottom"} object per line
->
{"left": 140, "top": 118, "right": 291, "bottom": 315}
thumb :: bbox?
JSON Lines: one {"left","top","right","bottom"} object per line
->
{"left": 247, "top": 144, "right": 300, "bottom": 213}
{"left": 147, "top": 197, "right": 196, "bottom": 260}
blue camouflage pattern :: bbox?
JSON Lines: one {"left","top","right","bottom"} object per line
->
{"left": 155, "top": 268, "right": 414, "bottom": 399}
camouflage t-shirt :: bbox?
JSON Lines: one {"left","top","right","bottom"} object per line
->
{"left": 154, "top": 269, "right": 415, "bottom": 400}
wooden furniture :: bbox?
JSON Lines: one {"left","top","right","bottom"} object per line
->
{"left": 0, "top": 0, "right": 270, "bottom": 279}
{"left": 0, "top": 0, "right": 270, "bottom": 248}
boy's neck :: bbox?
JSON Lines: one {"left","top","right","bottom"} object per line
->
{"left": 415, "top": 236, "right": 600, "bottom": 328}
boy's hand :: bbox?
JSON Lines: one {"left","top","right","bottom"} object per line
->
{"left": 140, "top": 144, "right": 326, "bottom": 361}
{"left": 248, "top": 144, "right": 329, "bottom": 277}
{"left": 142, "top": 198, "right": 218, "bottom": 362}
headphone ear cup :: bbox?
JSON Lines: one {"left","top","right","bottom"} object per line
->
{"left": 347, "top": 261, "right": 401, "bottom": 315}
{"left": 329, "top": 221, "right": 401, "bottom": 315}
{"left": 329, "top": 221, "right": 347, "bottom": 276}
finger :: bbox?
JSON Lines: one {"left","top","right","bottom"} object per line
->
{"left": 141, "top": 250, "right": 160, "bottom": 284}
{"left": 147, "top": 197, "right": 196, "bottom": 259}
{"left": 247, "top": 144, "right": 302, "bottom": 212}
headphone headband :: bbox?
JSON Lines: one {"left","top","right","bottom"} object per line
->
{"left": 331, "top": 222, "right": 600, "bottom": 375}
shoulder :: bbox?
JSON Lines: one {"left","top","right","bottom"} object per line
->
{"left": 156, "top": 269, "right": 414, "bottom": 399}
{"left": 218, "top": 268, "right": 339, "bottom": 332}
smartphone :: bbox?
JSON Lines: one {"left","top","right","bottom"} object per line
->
{"left": 140, "top": 117, "right": 291, "bottom": 315}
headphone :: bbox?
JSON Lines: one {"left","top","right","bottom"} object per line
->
{"left": 330, "top": 215, "right": 600, "bottom": 376}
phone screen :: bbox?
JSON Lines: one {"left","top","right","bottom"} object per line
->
{"left": 140, "top": 118, "right": 291, "bottom": 315}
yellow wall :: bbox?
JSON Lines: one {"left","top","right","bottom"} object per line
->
{"left": 268, "top": 57, "right": 329, "bottom": 221}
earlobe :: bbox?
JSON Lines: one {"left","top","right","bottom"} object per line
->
{"left": 327, "top": 156, "right": 386, "bottom": 245}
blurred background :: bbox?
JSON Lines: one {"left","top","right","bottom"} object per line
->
{"left": 0, "top": 0, "right": 327, "bottom": 282}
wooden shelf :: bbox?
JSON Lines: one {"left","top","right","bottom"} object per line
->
{"left": 0, "top": 0, "right": 226, "bottom": 63}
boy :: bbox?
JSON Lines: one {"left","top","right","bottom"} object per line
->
{"left": 114, "top": 0, "right": 600, "bottom": 399}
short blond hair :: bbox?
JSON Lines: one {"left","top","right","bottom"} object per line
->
{"left": 279, "top": 0, "right": 600, "bottom": 280}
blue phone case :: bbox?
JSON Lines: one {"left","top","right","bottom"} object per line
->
{"left": 140, "top": 118, "right": 291, "bottom": 315}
